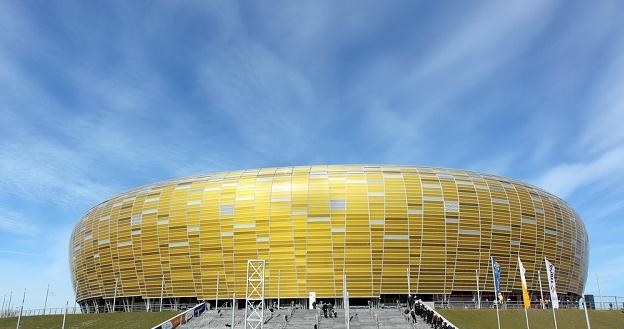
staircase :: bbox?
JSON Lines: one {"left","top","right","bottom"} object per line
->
{"left": 284, "top": 309, "right": 318, "bottom": 329}
{"left": 177, "top": 309, "right": 243, "bottom": 329}
{"left": 316, "top": 309, "right": 346, "bottom": 329}
{"left": 178, "top": 307, "right": 446, "bottom": 329}
{"left": 371, "top": 308, "right": 431, "bottom": 329}
{"left": 282, "top": 308, "right": 432, "bottom": 329}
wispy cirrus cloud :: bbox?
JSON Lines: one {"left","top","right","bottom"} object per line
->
{"left": 531, "top": 16, "right": 624, "bottom": 199}
{"left": 532, "top": 146, "right": 624, "bottom": 199}
{"left": 0, "top": 250, "right": 39, "bottom": 257}
{"left": 1, "top": 0, "right": 624, "bottom": 307}
{"left": 0, "top": 208, "right": 38, "bottom": 237}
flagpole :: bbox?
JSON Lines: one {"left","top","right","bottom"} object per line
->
{"left": 112, "top": 279, "right": 118, "bottom": 313}
{"left": 537, "top": 271, "right": 545, "bottom": 310}
{"left": 61, "top": 300, "right": 68, "bottom": 329}
{"left": 231, "top": 293, "right": 236, "bottom": 329}
{"left": 545, "top": 259, "right": 558, "bottom": 329}
{"left": 595, "top": 274, "right": 603, "bottom": 310}
{"left": 581, "top": 296, "right": 591, "bottom": 329}
{"left": 491, "top": 257, "right": 501, "bottom": 329}
{"left": 216, "top": 272, "right": 220, "bottom": 311}
{"left": 16, "top": 288, "right": 26, "bottom": 329}
{"left": 551, "top": 301, "right": 558, "bottom": 329}
{"left": 518, "top": 257, "right": 530, "bottom": 329}
{"left": 7, "top": 291, "right": 12, "bottom": 317}
{"left": 476, "top": 269, "right": 481, "bottom": 309}
{"left": 159, "top": 275, "right": 165, "bottom": 312}
{"left": 407, "top": 267, "right": 411, "bottom": 300}
{"left": 43, "top": 284, "right": 49, "bottom": 316}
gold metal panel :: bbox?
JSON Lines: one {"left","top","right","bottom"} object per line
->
{"left": 70, "top": 165, "right": 589, "bottom": 301}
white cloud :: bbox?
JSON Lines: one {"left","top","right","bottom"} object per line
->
{"left": 465, "top": 152, "right": 520, "bottom": 177}
{"left": 196, "top": 4, "right": 331, "bottom": 161}
{"left": 531, "top": 29, "right": 624, "bottom": 198}
{"left": 579, "top": 32, "right": 624, "bottom": 154}
{"left": 0, "top": 137, "right": 118, "bottom": 207}
{"left": 0, "top": 250, "right": 38, "bottom": 257}
{"left": 532, "top": 146, "right": 624, "bottom": 198}
{"left": 339, "top": 0, "right": 560, "bottom": 165}
{"left": 0, "top": 208, "right": 38, "bottom": 237}
{"left": 1, "top": 0, "right": 624, "bottom": 301}
{"left": 0, "top": 3, "right": 242, "bottom": 209}
{"left": 408, "top": 0, "right": 557, "bottom": 84}
{"left": 0, "top": 225, "right": 77, "bottom": 309}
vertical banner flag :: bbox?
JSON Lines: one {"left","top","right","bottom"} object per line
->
{"left": 544, "top": 258, "right": 559, "bottom": 309}
{"left": 518, "top": 257, "right": 531, "bottom": 309}
{"left": 491, "top": 257, "right": 502, "bottom": 304}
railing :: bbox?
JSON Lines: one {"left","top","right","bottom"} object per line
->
{"left": 0, "top": 306, "right": 81, "bottom": 318}
{"left": 434, "top": 297, "right": 624, "bottom": 310}
{"left": 150, "top": 302, "right": 207, "bottom": 329}
{"left": 588, "top": 295, "right": 624, "bottom": 310}
{"left": 279, "top": 306, "right": 295, "bottom": 329}
{"left": 0, "top": 303, "right": 199, "bottom": 319}
{"left": 82, "top": 303, "right": 197, "bottom": 314}
{"left": 415, "top": 300, "right": 458, "bottom": 329}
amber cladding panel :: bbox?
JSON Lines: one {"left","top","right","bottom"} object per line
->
{"left": 70, "top": 165, "right": 589, "bottom": 302}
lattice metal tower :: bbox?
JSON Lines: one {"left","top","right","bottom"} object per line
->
{"left": 244, "top": 260, "right": 265, "bottom": 329}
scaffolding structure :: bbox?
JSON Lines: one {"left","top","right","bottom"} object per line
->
{"left": 244, "top": 260, "right": 265, "bottom": 329}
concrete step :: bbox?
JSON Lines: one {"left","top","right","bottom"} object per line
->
{"left": 179, "top": 308, "right": 436, "bottom": 329}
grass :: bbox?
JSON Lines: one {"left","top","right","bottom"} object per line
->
{"left": 438, "top": 309, "right": 624, "bottom": 329}
{"left": 0, "top": 311, "right": 177, "bottom": 329}
{"left": 5, "top": 309, "right": 624, "bottom": 329}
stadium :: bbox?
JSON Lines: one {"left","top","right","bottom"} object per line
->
{"left": 69, "top": 165, "right": 588, "bottom": 312}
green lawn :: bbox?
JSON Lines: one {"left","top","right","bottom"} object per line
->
{"left": 0, "top": 312, "right": 177, "bottom": 329}
{"left": 438, "top": 309, "right": 624, "bottom": 329}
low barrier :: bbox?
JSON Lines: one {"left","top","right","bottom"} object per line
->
{"left": 150, "top": 302, "right": 207, "bottom": 329}
{"left": 416, "top": 300, "right": 459, "bottom": 329}
{"left": 434, "top": 298, "right": 624, "bottom": 310}
{"left": 0, "top": 306, "right": 81, "bottom": 318}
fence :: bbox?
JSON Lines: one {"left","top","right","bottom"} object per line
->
{"left": 587, "top": 295, "right": 624, "bottom": 310}
{"left": 0, "top": 303, "right": 198, "bottom": 318}
{"left": 150, "top": 302, "right": 207, "bottom": 329}
{"left": 2, "top": 295, "right": 623, "bottom": 319}
{"left": 434, "top": 296, "right": 624, "bottom": 310}
{"left": 80, "top": 302, "right": 198, "bottom": 314}
{"left": 0, "top": 306, "right": 82, "bottom": 318}
{"left": 435, "top": 300, "right": 580, "bottom": 309}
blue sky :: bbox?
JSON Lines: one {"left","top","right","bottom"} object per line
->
{"left": 1, "top": 0, "right": 623, "bottom": 309}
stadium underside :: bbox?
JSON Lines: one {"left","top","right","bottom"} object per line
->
{"left": 77, "top": 290, "right": 584, "bottom": 313}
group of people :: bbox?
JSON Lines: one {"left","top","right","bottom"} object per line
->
{"left": 321, "top": 302, "right": 337, "bottom": 318}
{"left": 405, "top": 298, "right": 456, "bottom": 329}
{"left": 313, "top": 301, "right": 338, "bottom": 318}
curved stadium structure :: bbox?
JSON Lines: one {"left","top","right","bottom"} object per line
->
{"left": 70, "top": 165, "right": 588, "bottom": 310}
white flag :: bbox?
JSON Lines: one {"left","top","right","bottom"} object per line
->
{"left": 544, "top": 258, "right": 559, "bottom": 309}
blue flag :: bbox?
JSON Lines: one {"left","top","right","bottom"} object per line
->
{"left": 491, "top": 257, "right": 502, "bottom": 303}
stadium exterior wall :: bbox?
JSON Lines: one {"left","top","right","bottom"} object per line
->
{"left": 69, "top": 165, "right": 589, "bottom": 308}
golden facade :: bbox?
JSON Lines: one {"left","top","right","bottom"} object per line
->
{"left": 70, "top": 165, "right": 588, "bottom": 304}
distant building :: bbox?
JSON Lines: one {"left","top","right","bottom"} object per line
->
{"left": 70, "top": 165, "right": 588, "bottom": 310}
